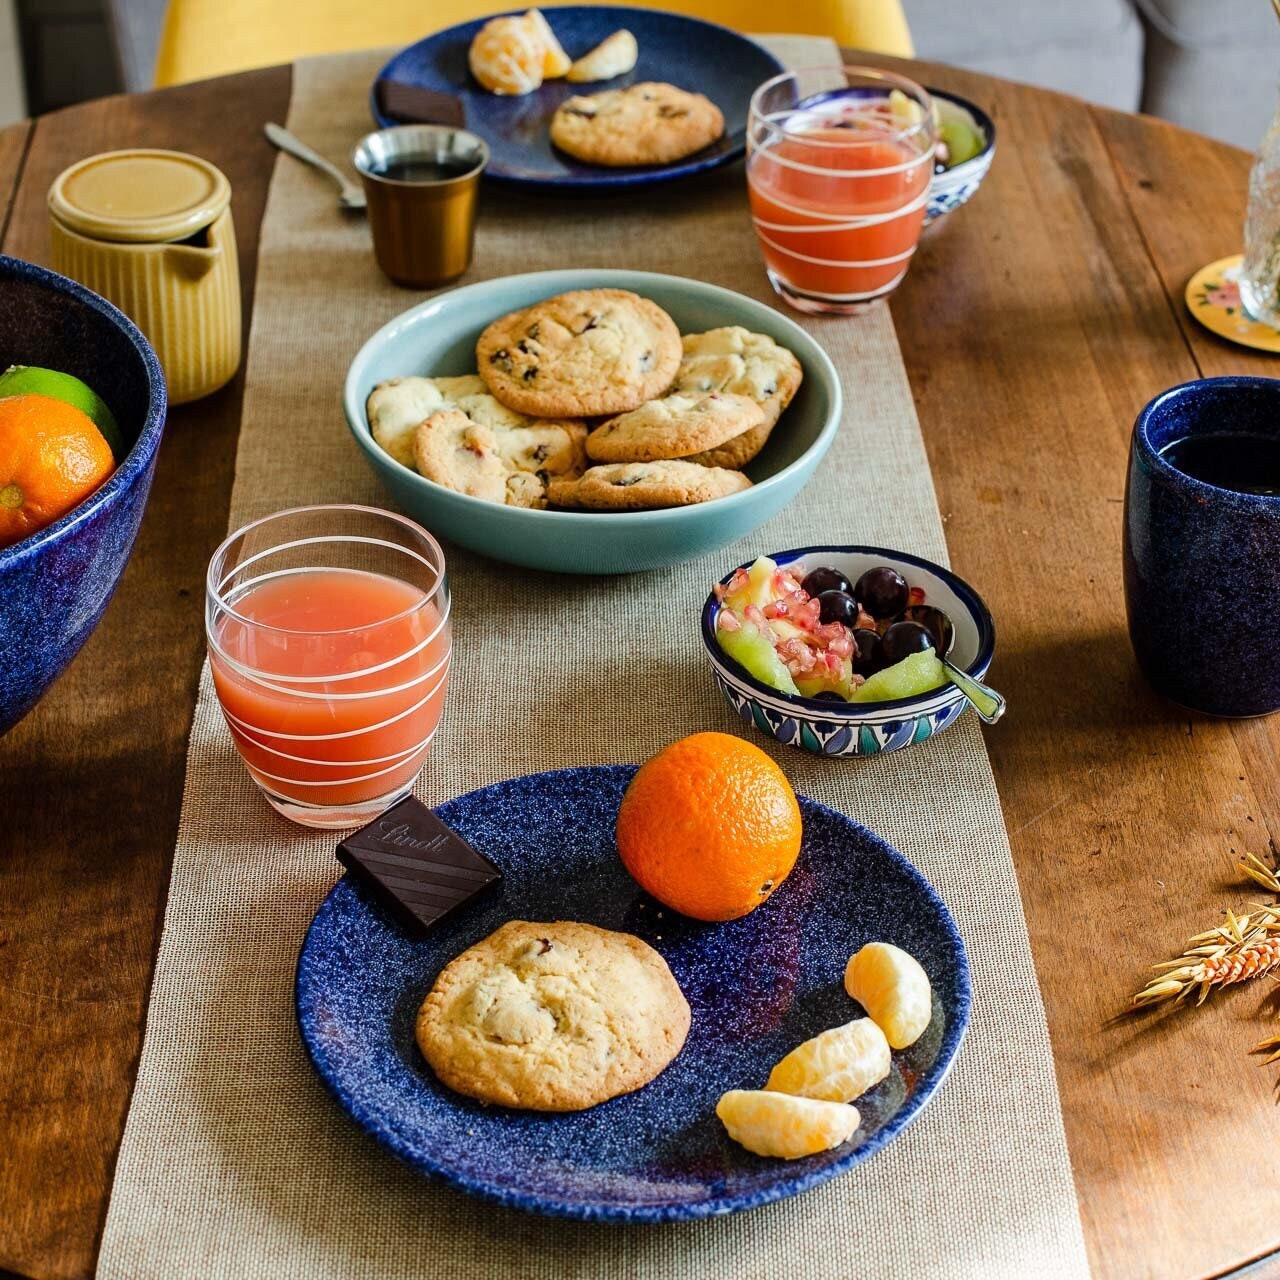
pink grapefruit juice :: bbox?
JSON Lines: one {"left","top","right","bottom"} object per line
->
{"left": 748, "top": 125, "right": 932, "bottom": 300}
{"left": 209, "top": 567, "right": 450, "bottom": 808}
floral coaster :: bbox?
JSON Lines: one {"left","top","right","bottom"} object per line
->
{"left": 1185, "top": 254, "right": 1280, "bottom": 354}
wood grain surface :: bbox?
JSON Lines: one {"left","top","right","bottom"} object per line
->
{"left": 1, "top": 55, "right": 1279, "bottom": 1280}
{"left": 0, "top": 122, "right": 31, "bottom": 241}
{"left": 0, "top": 69, "right": 291, "bottom": 1280}
{"left": 887, "top": 64, "right": 1280, "bottom": 1280}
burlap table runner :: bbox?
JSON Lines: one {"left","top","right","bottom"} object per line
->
{"left": 97, "top": 40, "right": 1090, "bottom": 1279}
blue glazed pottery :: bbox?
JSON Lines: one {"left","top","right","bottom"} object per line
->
{"left": 702, "top": 545, "right": 996, "bottom": 758}
{"left": 296, "top": 765, "right": 970, "bottom": 1220}
{"left": 372, "top": 7, "right": 783, "bottom": 191}
{"left": 0, "top": 255, "right": 167, "bottom": 733}
{"left": 344, "top": 268, "right": 842, "bottom": 574}
{"left": 925, "top": 90, "right": 996, "bottom": 226}
{"left": 1124, "top": 376, "right": 1280, "bottom": 717}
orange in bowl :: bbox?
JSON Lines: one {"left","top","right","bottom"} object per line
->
{"left": 0, "top": 393, "right": 115, "bottom": 549}
{"left": 616, "top": 731, "right": 803, "bottom": 921}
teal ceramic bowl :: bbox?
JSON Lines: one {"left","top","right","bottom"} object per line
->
{"left": 343, "top": 270, "right": 841, "bottom": 574}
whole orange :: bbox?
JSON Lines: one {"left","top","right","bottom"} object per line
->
{"left": 616, "top": 732, "right": 803, "bottom": 921}
{"left": 0, "top": 393, "right": 114, "bottom": 549}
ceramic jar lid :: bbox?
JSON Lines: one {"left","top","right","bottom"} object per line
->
{"left": 48, "top": 149, "right": 231, "bottom": 244}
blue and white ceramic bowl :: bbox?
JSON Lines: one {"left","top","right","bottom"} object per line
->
{"left": 926, "top": 90, "right": 995, "bottom": 226}
{"left": 0, "top": 256, "right": 167, "bottom": 733}
{"left": 344, "top": 269, "right": 842, "bottom": 574}
{"left": 702, "top": 546, "right": 996, "bottom": 757}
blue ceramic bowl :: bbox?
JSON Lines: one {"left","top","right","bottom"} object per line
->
{"left": 926, "top": 90, "right": 995, "bottom": 226}
{"left": 372, "top": 6, "right": 783, "bottom": 190}
{"left": 0, "top": 256, "right": 167, "bottom": 733}
{"left": 1124, "top": 376, "right": 1280, "bottom": 717}
{"left": 344, "top": 269, "right": 842, "bottom": 574}
{"left": 702, "top": 546, "right": 996, "bottom": 757}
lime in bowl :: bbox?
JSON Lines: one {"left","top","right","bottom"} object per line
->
{"left": 701, "top": 545, "right": 996, "bottom": 758}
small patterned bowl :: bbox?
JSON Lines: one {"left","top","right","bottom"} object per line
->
{"left": 926, "top": 90, "right": 995, "bottom": 226}
{"left": 0, "top": 255, "right": 167, "bottom": 733}
{"left": 701, "top": 546, "right": 995, "bottom": 758}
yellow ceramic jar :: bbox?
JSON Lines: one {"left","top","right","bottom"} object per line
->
{"left": 48, "top": 150, "right": 241, "bottom": 405}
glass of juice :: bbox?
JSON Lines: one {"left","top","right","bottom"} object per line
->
{"left": 747, "top": 67, "right": 936, "bottom": 314}
{"left": 206, "top": 504, "right": 451, "bottom": 829}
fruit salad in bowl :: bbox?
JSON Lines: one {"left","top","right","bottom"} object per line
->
{"left": 701, "top": 546, "right": 995, "bottom": 758}
{"left": 924, "top": 90, "right": 994, "bottom": 225}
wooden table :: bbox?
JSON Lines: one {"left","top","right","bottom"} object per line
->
{"left": 1, "top": 53, "right": 1278, "bottom": 1280}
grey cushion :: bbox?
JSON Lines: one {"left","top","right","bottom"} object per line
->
{"left": 1135, "top": 0, "right": 1278, "bottom": 148}
{"left": 1136, "top": 0, "right": 1276, "bottom": 47}
{"left": 103, "top": 0, "right": 167, "bottom": 92}
{"left": 905, "top": 0, "right": 1144, "bottom": 112}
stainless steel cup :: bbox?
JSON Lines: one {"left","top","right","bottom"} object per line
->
{"left": 353, "top": 125, "right": 488, "bottom": 289}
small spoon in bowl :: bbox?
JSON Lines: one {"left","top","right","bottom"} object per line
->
{"left": 903, "top": 605, "right": 1006, "bottom": 724}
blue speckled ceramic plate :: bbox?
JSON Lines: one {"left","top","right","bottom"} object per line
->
{"left": 371, "top": 7, "right": 783, "bottom": 189}
{"left": 296, "top": 766, "right": 970, "bottom": 1221}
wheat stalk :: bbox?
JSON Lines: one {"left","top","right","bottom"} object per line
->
{"left": 1239, "top": 849, "right": 1280, "bottom": 893}
{"left": 1131, "top": 906, "right": 1280, "bottom": 1008}
{"left": 1254, "top": 1028, "right": 1280, "bottom": 1066}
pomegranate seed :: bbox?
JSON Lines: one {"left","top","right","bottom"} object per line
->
{"left": 778, "top": 638, "right": 817, "bottom": 672}
{"left": 774, "top": 568, "right": 805, "bottom": 597}
{"left": 796, "top": 600, "right": 821, "bottom": 630}
{"left": 717, "top": 609, "right": 741, "bottom": 633}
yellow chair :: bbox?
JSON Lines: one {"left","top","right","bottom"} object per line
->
{"left": 154, "top": 0, "right": 913, "bottom": 88}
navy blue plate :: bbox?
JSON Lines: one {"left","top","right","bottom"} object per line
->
{"left": 371, "top": 7, "right": 783, "bottom": 189}
{"left": 296, "top": 766, "right": 970, "bottom": 1221}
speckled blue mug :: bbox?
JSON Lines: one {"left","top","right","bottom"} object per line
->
{"left": 1124, "top": 377, "right": 1280, "bottom": 717}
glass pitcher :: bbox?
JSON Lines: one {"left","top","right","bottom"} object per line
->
{"left": 1242, "top": 92, "right": 1280, "bottom": 329}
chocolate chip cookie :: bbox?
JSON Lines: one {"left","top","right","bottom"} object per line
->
{"left": 414, "top": 409, "right": 586, "bottom": 508}
{"left": 673, "top": 327, "right": 804, "bottom": 469}
{"left": 366, "top": 374, "right": 491, "bottom": 468}
{"left": 547, "top": 459, "right": 752, "bottom": 510}
{"left": 550, "top": 82, "right": 724, "bottom": 167}
{"left": 477, "top": 288, "right": 681, "bottom": 417}
{"left": 367, "top": 373, "right": 586, "bottom": 471}
{"left": 416, "top": 920, "right": 691, "bottom": 1111}
{"left": 585, "top": 391, "right": 764, "bottom": 463}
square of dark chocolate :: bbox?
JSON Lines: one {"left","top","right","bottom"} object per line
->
{"left": 373, "top": 79, "right": 466, "bottom": 128}
{"left": 336, "top": 796, "right": 501, "bottom": 936}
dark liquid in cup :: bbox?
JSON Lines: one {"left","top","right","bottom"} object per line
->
{"left": 374, "top": 156, "right": 474, "bottom": 183}
{"left": 1160, "top": 433, "right": 1280, "bottom": 497}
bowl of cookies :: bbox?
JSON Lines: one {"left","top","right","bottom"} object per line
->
{"left": 344, "top": 269, "right": 841, "bottom": 574}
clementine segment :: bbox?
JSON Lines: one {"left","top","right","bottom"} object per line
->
{"left": 0, "top": 393, "right": 114, "bottom": 549}
{"left": 616, "top": 731, "right": 803, "bottom": 921}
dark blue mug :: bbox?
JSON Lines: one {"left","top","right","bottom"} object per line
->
{"left": 1124, "top": 376, "right": 1280, "bottom": 717}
